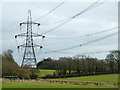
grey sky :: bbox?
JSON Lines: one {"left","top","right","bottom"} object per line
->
{"left": 1, "top": 1, "right": 118, "bottom": 66}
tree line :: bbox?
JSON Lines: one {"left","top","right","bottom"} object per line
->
{"left": 1, "top": 49, "right": 119, "bottom": 79}
{"left": 1, "top": 50, "right": 39, "bottom": 79}
{"left": 37, "top": 50, "right": 119, "bottom": 77}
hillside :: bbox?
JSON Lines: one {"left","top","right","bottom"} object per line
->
{"left": 1, "top": 50, "right": 31, "bottom": 79}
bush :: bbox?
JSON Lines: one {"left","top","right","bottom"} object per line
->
{"left": 29, "top": 69, "right": 40, "bottom": 79}
{"left": 18, "top": 68, "right": 31, "bottom": 79}
{"left": 2, "top": 50, "right": 31, "bottom": 79}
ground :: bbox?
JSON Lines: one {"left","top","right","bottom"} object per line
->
{"left": 2, "top": 81, "right": 117, "bottom": 88}
{"left": 39, "top": 69, "right": 55, "bottom": 77}
{"left": 49, "top": 74, "right": 118, "bottom": 84}
{"left": 2, "top": 74, "right": 118, "bottom": 88}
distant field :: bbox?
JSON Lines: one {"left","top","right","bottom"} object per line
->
{"left": 49, "top": 74, "right": 118, "bottom": 84}
{"left": 2, "top": 81, "right": 116, "bottom": 88}
{"left": 38, "top": 69, "right": 118, "bottom": 84}
{"left": 39, "top": 69, "right": 55, "bottom": 77}
{"left": 2, "top": 74, "right": 118, "bottom": 88}
{"left": 38, "top": 69, "right": 75, "bottom": 77}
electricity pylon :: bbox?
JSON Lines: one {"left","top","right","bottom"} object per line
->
{"left": 15, "top": 10, "right": 45, "bottom": 68}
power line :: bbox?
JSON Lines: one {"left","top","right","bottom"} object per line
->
{"left": 43, "top": 32, "right": 117, "bottom": 53}
{"left": 41, "top": 18, "right": 72, "bottom": 34}
{"left": 40, "top": 1, "right": 104, "bottom": 25}
{"left": 41, "top": 18, "right": 70, "bottom": 25}
{"left": 43, "top": 49, "right": 114, "bottom": 55}
{"left": 82, "top": 50, "right": 110, "bottom": 55}
{"left": 33, "top": 0, "right": 65, "bottom": 21}
{"left": 41, "top": 1, "right": 104, "bottom": 34}
{"left": 45, "top": 26, "right": 118, "bottom": 39}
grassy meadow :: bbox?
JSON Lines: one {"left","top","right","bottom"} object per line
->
{"left": 39, "top": 69, "right": 118, "bottom": 84}
{"left": 2, "top": 81, "right": 117, "bottom": 88}
{"left": 38, "top": 69, "right": 55, "bottom": 77}
{"left": 49, "top": 74, "right": 118, "bottom": 84}
{"left": 2, "top": 73, "right": 118, "bottom": 88}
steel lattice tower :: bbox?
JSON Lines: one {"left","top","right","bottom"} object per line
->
{"left": 15, "top": 10, "right": 44, "bottom": 68}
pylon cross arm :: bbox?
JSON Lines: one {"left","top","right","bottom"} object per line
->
{"left": 15, "top": 33, "right": 44, "bottom": 38}
{"left": 17, "top": 44, "right": 42, "bottom": 48}
{"left": 20, "top": 22, "right": 40, "bottom": 26}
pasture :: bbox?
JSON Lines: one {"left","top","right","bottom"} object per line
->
{"left": 2, "top": 74, "right": 118, "bottom": 88}
{"left": 2, "top": 81, "right": 117, "bottom": 88}
{"left": 49, "top": 74, "right": 118, "bottom": 84}
{"left": 39, "top": 69, "right": 55, "bottom": 77}
{"left": 38, "top": 69, "right": 118, "bottom": 84}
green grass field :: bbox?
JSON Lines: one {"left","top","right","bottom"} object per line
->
{"left": 38, "top": 69, "right": 75, "bottom": 77}
{"left": 39, "top": 69, "right": 55, "bottom": 77}
{"left": 38, "top": 69, "right": 118, "bottom": 84}
{"left": 49, "top": 74, "right": 118, "bottom": 84}
{"left": 2, "top": 69, "right": 118, "bottom": 88}
{"left": 2, "top": 81, "right": 116, "bottom": 88}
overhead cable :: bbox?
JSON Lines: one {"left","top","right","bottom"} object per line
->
{"left": 44, "top": 32, "right": 117, "bottom": 53}
{"left": 43, "top": 49, "right": 115, "bottom": 55}
{"left": 41, "top": 1, "right": 104, "bottom": 34}
{"left": 33, "top": 0, "right": 65, "bottom": 21}
{"left": 45, "top": 26, "right": 118, "bottom": 39}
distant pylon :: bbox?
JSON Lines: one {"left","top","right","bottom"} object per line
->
{"left": 15, "top": 10, "right": 45, "bottom": 68}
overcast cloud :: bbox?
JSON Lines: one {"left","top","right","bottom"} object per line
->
{"left": 1, "top": 1, "right": 118, "bottom": 66}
